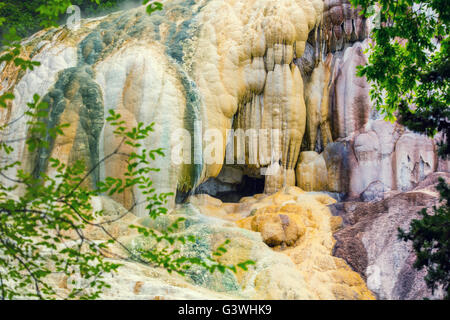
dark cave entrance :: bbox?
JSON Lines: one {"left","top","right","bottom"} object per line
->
{"left": 175, "top": 167, "right": 265, "bottom": 204}
{"left": 213, "top": 174, "right": 265, "bottom": 203}
{"left": 234, "top": 175, "right": 265, "bottom": 199}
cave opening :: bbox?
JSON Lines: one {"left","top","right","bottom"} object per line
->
{"left": 240, "top": 175, "right": 265, "bottom": 196}
{"left": 175, "top": 167, "right": 266, "bottom": 204}
{"left": 221, "top": 175, "right": 265, "bottom": 202}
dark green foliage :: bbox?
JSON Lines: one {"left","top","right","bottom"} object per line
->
{"left": 350, "top": 0, "right": 449, "bottom": 157}
{"left": 142, "top": 0, "right": 162, "bottom": 15}
{"left": 0, "top": 0, "right": 141, "bottom": 39}
{"left": 0, "top": 1, "right": 46, "bottom": 39}
{"left": 398, "top": 178, "right": 450, "bottom": 299}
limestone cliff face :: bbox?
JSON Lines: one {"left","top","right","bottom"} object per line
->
{"left": 0, "top": 0, "right": 444, "bottom": 206}
{"left": 0, "top": 0, "right": 448, "bottom": 300}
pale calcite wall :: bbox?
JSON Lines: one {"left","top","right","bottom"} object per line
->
{"left": 304, "top": 54, "right": 333, "bottom": 151}
{"left": 94, "top": 43, "right": 187, "bottom": 210}
{"left": 0, "top": 32, "right": 78, "bottom": 191}
{"left": 296, "top": 151, "right": 328, "bottom": 191}
{"left": 0, "top": 0, "right": 328, "bottom": 210}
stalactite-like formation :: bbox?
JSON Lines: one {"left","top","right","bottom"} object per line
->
{"left": 322, "top": 0, "right": 367, "bottom": 52}
{"left": 201, "top": 0, "right": 326, "bottom": 194}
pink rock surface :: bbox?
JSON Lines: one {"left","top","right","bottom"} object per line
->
{"left": 323, "top": 0, "right": 367, "bottom": 52}
{"left": 329, "top": 42, "right": 371, "bottom": 139}
{"left": 333, "top": 172, "right": 450, "bottom": 299}
{"left": 394, "top": 133, "right": 437, "bottom": 191}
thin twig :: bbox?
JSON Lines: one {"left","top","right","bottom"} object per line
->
{"left": 60, "top": 137, "right": 126, "bottom": 201}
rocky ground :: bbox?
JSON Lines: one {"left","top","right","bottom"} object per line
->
{"left": 10, "top": 173, "right": 449, "bottom": 300}
{"left": 88, "top": 172, "right": 448, "bottom": 300}
{"left": 52, "top": 186, "right": 375, "bottom": 300}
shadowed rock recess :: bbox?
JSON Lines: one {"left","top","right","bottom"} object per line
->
{"left": 0, "top": 0, "right": 448, "bottom": 300}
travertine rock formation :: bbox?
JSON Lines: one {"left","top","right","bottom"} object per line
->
{"left": 394, "top": 133, "right": 437, "bottom": 191}
{"left": 322, "top": 118, "right": 438, "bottom": 199}
{"left": 191, "top": 187, "right": 375, "bottom": 299}
{"left": 0, "top": 0, "right": 448, "bottom": 300}
{"left": 304, "top": 55, "right": 334, "bottom": 151}
{"left": 296, "top": 151, "right": 328, "bottom": 191}
{"left": 329, "top": 40, "right": 372, "bottom": 140}
{"left": 1, "top": 0, "right": 327, "bottom": 206}
{"left": 47, "top": 189, "right": 373, "bottom": 300}
{"left": 1, "top": 0, "right": 445, "bottom": 204}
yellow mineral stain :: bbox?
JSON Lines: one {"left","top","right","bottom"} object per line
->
{"left": 191, "top": 187, "right": 375, "bottom": 300}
